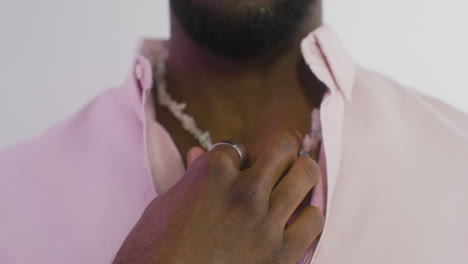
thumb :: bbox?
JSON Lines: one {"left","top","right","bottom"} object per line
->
{"left": 186, "top": 146, "right": 205, "bottom": 168}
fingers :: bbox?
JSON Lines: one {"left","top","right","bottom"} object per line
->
{"left": 270, "top": 155, "right": 320, "bottom": 226}
{"left": 186, "top": 146, "right": 205, "bottom": 168}
{"left": 249, "top": 131, "right": 301, "bottom": 192}
{"left": 283, "top": 206, "right": 324, "bottom": 263}
{"left": 308, "top": 140, "right": 321, "bottom": 161}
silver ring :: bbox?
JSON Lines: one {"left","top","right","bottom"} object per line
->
{"left": 209, "top": 141, "right": 244, "bottom": 168}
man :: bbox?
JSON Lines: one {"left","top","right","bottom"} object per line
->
{"left": 1, "top": 0, "right": 468, "bottom": 263}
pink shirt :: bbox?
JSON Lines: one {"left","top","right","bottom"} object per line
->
{"left": 2, "top": 25, "right": 468, "bottom": 263}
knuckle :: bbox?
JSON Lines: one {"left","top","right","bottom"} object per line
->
{"left": 211, "top": 150, "right": 232, "bottom": 164}
{"left": 240, "top": 187, "right": 261, "bottom": 207}
{"left": 198, "top": 152, "right": 237, "bottom": 187}
{"left": 274, "top": 132, "right": 298, "bottom": 157}
{"left": 278, "top": 189, "right": 297, "bottom": 203}
{"left": 232, "top": 180, "right": 266, "bottom": 211}
{"left": 206, "top": 151, "right": 233, "bottom": 172}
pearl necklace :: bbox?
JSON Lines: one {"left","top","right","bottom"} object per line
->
{"left": 154, "top": 51, "right": 323, "bottom": 154}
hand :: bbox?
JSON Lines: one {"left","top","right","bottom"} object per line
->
{"left": 113, "top": 131, "right": 324, "bottom": 264}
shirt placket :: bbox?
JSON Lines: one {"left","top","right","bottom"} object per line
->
{"left": 296, "top": 89, "right": 345, "bottom": 264}
{"left": 299, "top": 31, "right": 348, "bottom": 263}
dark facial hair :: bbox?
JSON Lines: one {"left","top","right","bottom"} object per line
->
{"left": 170, "top": 0, "right": 315, "bottom": 59}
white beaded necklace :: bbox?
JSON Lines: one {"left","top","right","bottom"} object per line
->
{"left": 154, "top": 51, "right": 323, "bottom": 155}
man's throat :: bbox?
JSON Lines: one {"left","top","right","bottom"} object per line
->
{"left": 153, "top": 84, "right": 318, "bottom": 166}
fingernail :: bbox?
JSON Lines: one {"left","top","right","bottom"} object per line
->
{"left": 189, "top": 150, "right": 197, "bottom": 163}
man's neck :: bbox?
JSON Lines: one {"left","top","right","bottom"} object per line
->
{"left": 166, "top": 8, "right": 324, "bottom": 106}
{"left": 157, "top": 9, "right": 326, "bottom": 159}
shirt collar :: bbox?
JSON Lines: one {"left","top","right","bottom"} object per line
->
{"left": 124, "top": 24, "right": 355, "bottom": 121}
{"left": 301, "top": 25, "right": 355, "bottom": 101}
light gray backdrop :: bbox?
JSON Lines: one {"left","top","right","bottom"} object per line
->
{"left": 1, "top": 0, "right": 466, "bottom": 149}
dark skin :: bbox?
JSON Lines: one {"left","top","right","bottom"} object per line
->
{"left": 115, "top": 0, "right": 326, "bottom": 263}
{"left": 114, "top": 132, "right": 324, "bottom": 263}
{"left": 155, "top": 1, "right": 326, "bottom": 164}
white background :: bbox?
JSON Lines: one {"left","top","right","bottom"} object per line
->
{"left": 0, "top": 0, "right": 467, "bottom": 150}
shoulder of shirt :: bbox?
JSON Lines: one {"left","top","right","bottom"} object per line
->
{"left": 0, "top": 83, "right": 148, "bottom": 263}
{"left": 353, "top": 65, "right": 468, "bottom": 133}
{"left": 0, "top": 86, "right": 136, "bottom": 170}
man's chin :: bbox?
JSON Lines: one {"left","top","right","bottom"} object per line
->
{"left": 189, "top": 0, "right": 283, "bottom": 9}
{"left": 170, "top": 0, "right": 315, "bottom": 59}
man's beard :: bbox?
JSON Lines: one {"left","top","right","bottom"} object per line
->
{"left": 170, "top": 0, "right": 315, "bottom": 59}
